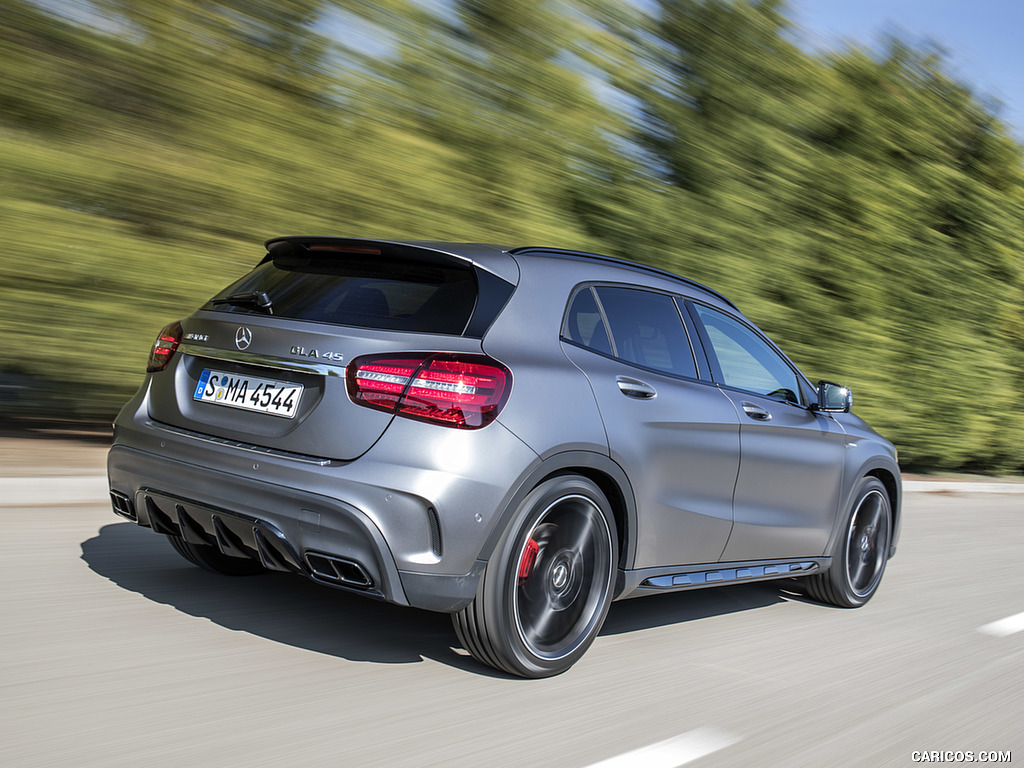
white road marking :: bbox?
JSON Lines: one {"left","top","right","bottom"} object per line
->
{"left": 978, "top": 611, "right": 1024, "bottom": 637}
{"left": 582, "top": 728, "right": 739, "bottom": 768}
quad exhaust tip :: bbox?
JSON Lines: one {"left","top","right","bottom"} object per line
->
{"left": 305, "top": 552, "right": 374, "bottom": 589}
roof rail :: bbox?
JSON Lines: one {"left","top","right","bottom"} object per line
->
{"left": 508, "top": 247, "right": 737, "bottom": 309}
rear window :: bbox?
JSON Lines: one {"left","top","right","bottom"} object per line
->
{"left": 205, "top": 254, "right": 478, "bottom": 335}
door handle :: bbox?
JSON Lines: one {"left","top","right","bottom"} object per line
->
{"left": 741, "top": 402, "right": 772, "bottom": 421}
{"left": 616, "top": 377, "right": 657, "bottom": 399}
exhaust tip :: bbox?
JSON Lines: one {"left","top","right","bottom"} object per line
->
{"left": 305, "top": 552, "right": 374, "bottom": 589}
{"left": 110, "top": 491, "right": 137, "bottom": 522}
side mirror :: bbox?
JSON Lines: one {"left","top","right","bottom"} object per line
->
{"left": 814, "top": 381, "right": 852, "bottom": 413}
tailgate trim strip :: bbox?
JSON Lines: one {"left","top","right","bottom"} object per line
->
{"left": 178, "top": 344, "right": 346, "bottom": 377}
{"left": 145, "top": 420, "right": 336, "bottom": 466}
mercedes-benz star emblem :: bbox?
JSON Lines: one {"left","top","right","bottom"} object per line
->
{"left": 234, "top": 326, "right": 253, "bottom": 350}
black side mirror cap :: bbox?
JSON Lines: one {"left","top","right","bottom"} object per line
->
{"left": 813, "top": 381, "right": 852, "bottom": 413}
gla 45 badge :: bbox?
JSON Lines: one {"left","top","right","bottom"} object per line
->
{"left": 290, "top": 345, "right": 343, "bottom": 362}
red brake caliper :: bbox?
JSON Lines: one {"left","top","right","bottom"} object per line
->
{"left": 518, "top": 538, "right": 540, "bottom": 581}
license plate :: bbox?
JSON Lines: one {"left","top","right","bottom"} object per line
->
{"left": 193, "top": 369, "right": 303, "bottom": 419}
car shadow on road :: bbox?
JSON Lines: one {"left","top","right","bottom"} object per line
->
{"left": 600, "top": 580, "right": 788, "bottom": 636}
{"left": 82, "top": 522, "right": 796, "bottom": 677}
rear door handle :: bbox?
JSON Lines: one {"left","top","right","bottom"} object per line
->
{"left": 616, "top": 376, "right": 657, "bottom": 399}
{"left": 741, "top": 402, "right": 772, "bottom": 421}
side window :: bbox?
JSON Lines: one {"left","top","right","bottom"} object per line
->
{"left": 563, "top": 287, "right": 612, "bottom": 355}
{"left": 563, "top": 285, "right": 697, "bottom": 378}
{"left": 693, "top": 304, "right": 803, "bottom": 404}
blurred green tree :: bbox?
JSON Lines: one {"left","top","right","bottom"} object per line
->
{"left": 0, "top": 0, "right": 1022, "bottom": 471}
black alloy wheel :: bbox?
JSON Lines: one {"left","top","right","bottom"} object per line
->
{"left": 804, "top": 476, "right": 891, "bottom": 608}
{"left": 453, "top": 474, "right": 617, "bottom": 678}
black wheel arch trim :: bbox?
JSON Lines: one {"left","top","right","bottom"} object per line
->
{"left": 828, "top": 459, "right": 902, "bottom": 560}
{"left": 474, "top": 450, "right": 639, "bottom": 583}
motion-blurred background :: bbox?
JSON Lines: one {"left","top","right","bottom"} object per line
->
{"left": 2, "top": 0, "right": 1022, "bottom": 473}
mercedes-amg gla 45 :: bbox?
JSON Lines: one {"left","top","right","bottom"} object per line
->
{"left": 108, "top": 236, "right": 901, "bottom": 677}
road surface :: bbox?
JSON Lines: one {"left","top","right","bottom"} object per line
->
{"left": 0, "top": 487, "right": 1020, "bottom": 767}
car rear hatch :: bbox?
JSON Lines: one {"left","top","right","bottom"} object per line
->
{"left": 145, "top": 237, "right": 518, "bottom": 461}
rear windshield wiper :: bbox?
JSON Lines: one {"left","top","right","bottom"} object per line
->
{"left": 211, "top": 291, "right": 273, "bottom": 314}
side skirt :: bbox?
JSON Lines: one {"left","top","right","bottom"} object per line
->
{"left": 616, "top": 557, "right": 830, "bottom": 600}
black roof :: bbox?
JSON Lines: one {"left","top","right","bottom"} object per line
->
{"left": 510, "top": 246, "right": 737, "bottom": 309}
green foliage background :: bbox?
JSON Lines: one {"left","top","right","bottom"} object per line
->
{"left": 2, "top": 0, "right": 1023, "bottom": 472}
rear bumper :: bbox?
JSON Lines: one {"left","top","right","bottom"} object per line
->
{"left": 109, "top": 444, "right": 491, "bottom": 611}
{"left": 111, "top": 444, "right": 384, "bottom": 599}
{"left": 107, "top": 398, "right": 538, "bottom": 611}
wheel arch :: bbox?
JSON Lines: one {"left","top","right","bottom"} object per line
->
{"left": 865, "top": 465, "right": 901, "bottom": 556}
{"left": 476, "top": 451, "right": 638, "bottom": 576}
{"left": 826, "top": 457, "right": 901, "bottom": 560}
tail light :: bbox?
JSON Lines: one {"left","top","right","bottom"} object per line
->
{"left": 347, "top": 353, "right": 511, "bottom": 429}
{"left": 147, "top": 321, "right": 183, "bottom": 372}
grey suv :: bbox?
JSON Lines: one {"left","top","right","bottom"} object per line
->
{"left": 108, "top": 236, "right": 901, "bottom": 677}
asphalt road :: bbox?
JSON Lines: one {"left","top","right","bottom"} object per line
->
{"left": 1, "top": 490, "right": 1020, "bottom": 768}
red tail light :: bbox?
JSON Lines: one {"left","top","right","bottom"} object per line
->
{"left": 347, "top": 353, "right": 511, "bottom": 429}
{"left": 147, "top": 321, "right": 183, "bottom": 373}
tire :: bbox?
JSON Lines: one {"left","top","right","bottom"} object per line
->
{"left": 453, "top": 474, "right": 617, "bottom": 678}
{"left": 166, "top": 534, "right": 265, "bottom": 576}
{"left": 803, "top": 476, "right": 891, "bottom": 608}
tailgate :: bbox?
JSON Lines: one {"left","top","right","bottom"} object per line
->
{"left": 145, "top": 238, "right": 515, "bottom": 460}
